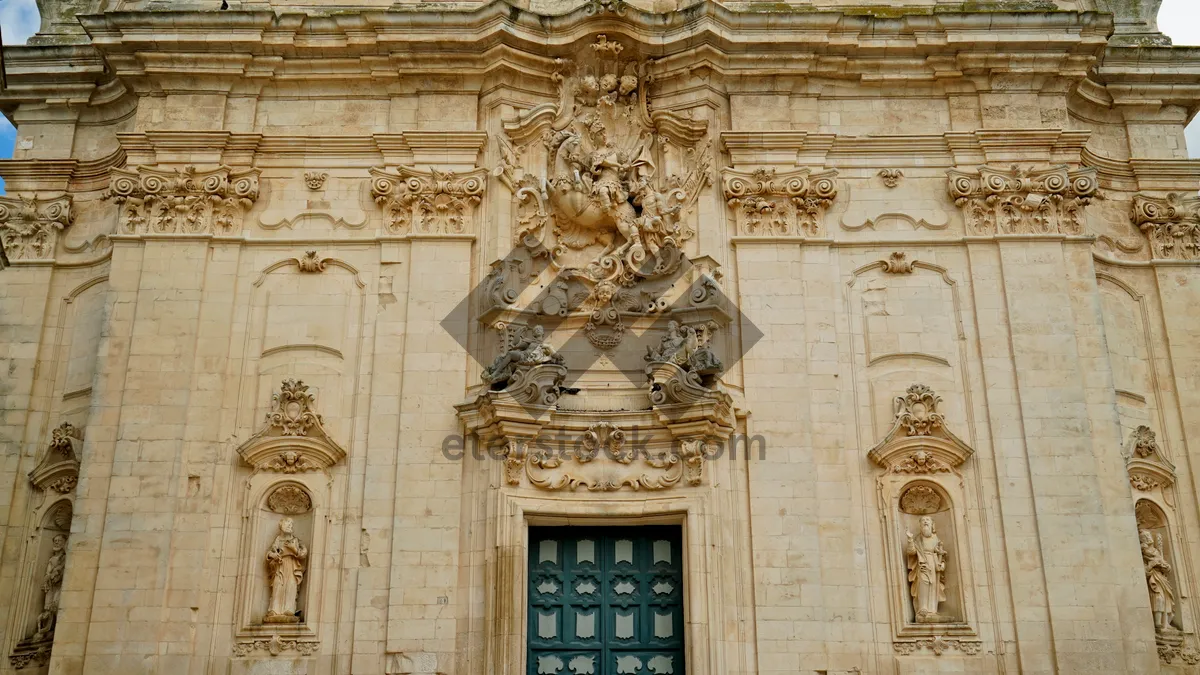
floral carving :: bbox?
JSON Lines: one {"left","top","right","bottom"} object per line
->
{"left": 303, "top": 172, "right": 328, "bottom": 191}
{"left": 722, "top": 167, "right": 838, "bottom": 237}
{"left": 879, "top": 169, "right": 904, "bottom": 188}
{"left": 232, "top": 635, "right": 319, "bottom": 657}
{"left": 266, "top": 380, "right": 323, "bottom": 437}
{"left": 1132, "top": 425, "right": 1160, "bottom": 458}
{"left": 947, "top": 165, "right": 1097, "bottom": 235}
{"left": 296, "top": 251, "right": 328, "bottom": 273}
{"left": 882, "top": 252, "right": 915, "bottom": 274}
{"left": 895, "top": 385, "right": 945, "bottom": 437}
{"left": 893, "top": 638, "right": 981, "bottom": 656}
{"left": 578, "top": 422, "right": 629, "bottom": 464}
{"left": 370, "top": 166, "right": 486, "bottom": 235}
{"left": 0, "top": 194, "right": 73, "bottom": 261}
{"left": 266, "top": 485, "right": 313, "bottom": 514}
{"left": 103, "top": 165, "right": 260, "bottom": 234}
{"left": 1126, "top": 425, "right": 1175, "bottom": 492}
{"left": 1132, "top": 193, "right": 1200, "bottom": 260}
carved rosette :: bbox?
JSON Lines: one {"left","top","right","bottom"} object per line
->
{"left": 103, "top": 165, "right": 260, "bottom": 234}
{"left": 868, "top": 384, "right": 973, "bottom": 472}
{"left": 1126, "top": 425, "right": 1175, "bottom": 492}
{"left": 370, "top": 166, "right": 486, "bottom": 235}
{"left": 947, "top": 165, "right": 1097, "bottom": 235}
{"left": 237, "top": 379, "right": 346, "bottom": 473}
{"left": 1132, "top": 193, "right": 1200, "bottom": 261}
{"left": 722, "top": 167, "right": 838, "bottom": 237}
{"left": 29, "top": 422, "right": 82, "bottom": 494}
{"left": 0, "top": 194, "right": 73, "bottom": 261}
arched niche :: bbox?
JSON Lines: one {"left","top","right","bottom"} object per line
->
{"left": 8, "top": 500, "right": 73, "bottom": 671}
{"left": 1136, "top": 500, "right": 1186, "bottom": 633}
{"left": 895, "top": 481, "right": 964, "bottom": 626}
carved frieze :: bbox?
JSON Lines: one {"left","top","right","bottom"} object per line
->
{"left": 103, "top": 165, "right": 260, "bottom": 234}
{"left": 370, "top": 166, "right": 486, "bottom": 235}
{"left": 893, "top": 638, "right": 982, "bottom": 656}
{"left": 0, "top": 194, "right": 73, "bottom": 261}
{"left": 232, "top": 635, "right": 319, "bottom": 657}
{"left": 868, "top": 384, "right": 973, "bottom": 472}
{"left": 237, "top": 379, "right": 346, "bottom": 473}
{"left": 722, "top": 167, "right": 838, "bottom": 237}
{"left": 1125, "top": 425, "right": 1175, "bottom": 492}
{"left": 947, "top": 165, "right": 1097, "bottom": 235}
{"left": 1132, "top": 193, "right": 1200, "bottom": 261}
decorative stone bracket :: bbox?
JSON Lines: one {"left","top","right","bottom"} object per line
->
{"left": 722, "top": 167, "right": 838, "bottom": 237}
{"left": 947, "top": 165, "right": 1097, "bottom": 236}
{"left": 0, "top": 194, "right": 73, "bottom": 261}
{"left": 1125, "top": 425, "right": 1175, "bottom": 493}
{"left": 1132, "top": 193, "right": 1200, "bottom": 261}
{"left": 868, "top": 384, "right": 973, "bottom": 474}
{"left": 29, "top": 422, "right": 82, "bottom": 494}
{"left": 237, "top": 379, "right": 346, "bottom": 473}
{"left": 370, "top": 165, "right": 486, "bottom": 235}
{"left": 103, "top": 164, "right": 260, "bottom": 235}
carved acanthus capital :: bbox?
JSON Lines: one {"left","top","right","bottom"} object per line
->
{"left": 1126, "top": 425, "right": 1175, "bottom": 492}
{"left": 869, "top": 384, "right": 973, "bottom": 472}
{"left": 103, "top": 165, "right": 260, "bottom": 234}
{"left": 1132, "top": 193, "right": 1200, "bottom": 261}
{"left": 0, "top": 194, "right": 73, "bottom": 261}
{"left": 237, "top": 380, "right": 346, "bottom": 473}
{"left": 29, "top": 422, "right": 82, "bottom": 493}
{"left": 947, "top": 165, "right": 1097, "bottom": 235}
{"left": 370, "top": 166, "right": 486, "bottom": 235}
{"left": 722, "top": 167, "right": 838, "bottom": 237}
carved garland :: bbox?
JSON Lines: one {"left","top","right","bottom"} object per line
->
{"left": 103, "top": 165, "right": 260, "bottom": 234}
{"left": 722, "top": 168, "right": 838, "bottom": 237}
{"left": 947, "top": 165, "right": 1097, "bottom": 235}
{"left": 0, "top": 194, "right": 73, "bottom": 261}
{"left": 370, "top": 166, "right": 486, "bottom": 235}
{"left": 1132, "top": 193, "right": 1200, "bottom": 261}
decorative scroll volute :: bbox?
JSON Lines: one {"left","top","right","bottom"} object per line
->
{"left": 237, "top": 379, "right": 346, "bottom": 473}
{"left": 947, "top": 165, "right": 1097, "bottom": 236}
{"left": 0, "top": 194, "right": 73, "bottom": 261}
{"left": 370, "top": 166, "right": 487, "bottom": 235}
{"left": 722, "top": 167, "right": 838, "bottom": 237}
{"left": 868, "top": 384, "right": 973, "bottom": 473}
{"left": 1132, "top": 193, "right": 1200, "bottom": 261}
{"left": 103, "top": 165, "right": 260, "bottom": 234}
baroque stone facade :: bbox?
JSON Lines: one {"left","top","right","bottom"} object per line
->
{"left": 0, "top": 1, "right": 1199, "bottom": 674}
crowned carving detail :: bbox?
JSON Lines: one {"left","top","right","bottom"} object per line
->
{"left": 237, "top": 380, "right": 346, "bottom": 472}
{"left": 1132, "top": 193, "right": 1200, "bottom": 261}
{"left": 370, "top": 166, "right": 486, "bottom": 235}
{"left": 722, "top": 167, "right": 838, "bottom": 237}
{"left": 868, "top": 384, "right": 973, "bottom": 472}
{"left": 0, "top": 194, "right": 73, "bottom": 261}
{"left": 947, "top": 165, "right": 1097, "bottom": 236}
{"left": 29, "top": 422, "right": 82, "bottom": 494}
{"left": 1125, "top": 425, "right": 1175, "bottom": 492}
{"left": 103, "top": 165, "right": 260, "bottom": 234}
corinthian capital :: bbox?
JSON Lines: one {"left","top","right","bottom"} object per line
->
{"left": 0, "top": 194, "right": 73, "bottom": 261}
{"left": 1132, "top": 193, "right": 1200, "bottom": 261}
{"left": 102, "top": 164, "right": 260, "bottom": 235}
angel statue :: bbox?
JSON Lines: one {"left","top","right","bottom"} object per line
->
{"left": 482, "top": 326, "right": 564, "bottom": 388}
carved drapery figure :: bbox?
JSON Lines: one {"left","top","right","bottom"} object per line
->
{"left": 29, "top": 534, "right": 67, "bottom": 642}
{"left": 644, "top": 320, "right": 722, "bottom": 377}
{"left": 482, "top": 325, "right": 564, "bottom": 388}
{"left": 1141, "top": 528, "right": 1177, "bottom": 634}
{"left": 906, "top": 516, "right": 947, "bottom": 622}
{"left": 264, "top": 518, "right": 308, "bottom": 624}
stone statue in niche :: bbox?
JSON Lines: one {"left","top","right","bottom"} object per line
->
{"left": 1141, "top": 528, "right": 1177, "bottom": 635}
{"left": 482, "top": 325, "right": 564, "bottom": 388}
{"left": 906, "top": 515, "right": 948, "bottom": 623}
{"left": 29, "top": 534, "right": 67, "bottom": 642}
{"left": 264, "top": 517, "right": 308, "bottom": 624}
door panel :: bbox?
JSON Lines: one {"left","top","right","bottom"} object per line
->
{"left": 529, "top": 526, "right": 684, "bottom": 675}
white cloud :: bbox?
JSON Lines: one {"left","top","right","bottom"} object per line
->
{"left": 0, "top": 0, "right": 40, "bottom": 46}
{"left": 1159, "top": 0, "right": 1200, "bottom": 158}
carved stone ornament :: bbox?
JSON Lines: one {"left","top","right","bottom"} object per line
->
{"left": 1125, "top": 425, "right": 1175, "bottom": 492}
{"left": 370, "top": 166, "right": 486, "bottom": 235}
{"left": 303, "top": 172, "right": 328, "bottom": 191}
{"left": 868, "top": 384, "right": 973, "bottom": 473}
{"left": 892, "top": 638, "right": 982, "bottom": 656}
{"left": 236, "top": 379, "right": 346, "bottom": 473}
{"left": 1132, "top": 193, "right": 1200, "bottom": 261}
{"left": 947, "top": 165, "right": 1098, "bottom": 235}
{"left": 233, "top": 635, "right": 319, "bottom": 657}
{"left": 266, "top": 484, "right": 313, "bottom": 514}
{"left": 29, "top": 422, "right": 82, "bottom": 494}
{"left": 879, "top": 169, "right": 904, "bottom": 188}
{"left": 722, "top": 167, "right": 838, "bottom": 237}
{"left": 296, "top": 250, "right": 328, "bottom": 273}
{"left": 882, "top": 252, "right": 915, "bottom": 274}
{"left": 492, "top": 34, "right": 713, "bottom": 348}
{"left": 103, "top": 165, "right": 260, "bottom": 234}
{"left": 0, "top": 194, "right": 73, "bottom": 261}
{"left": 481, "top": 325, "right": 567, "bottom": 402}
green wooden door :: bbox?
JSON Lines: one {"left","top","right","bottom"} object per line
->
{"left": 528, "top": 526, "right": 685, "bottom": 675}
